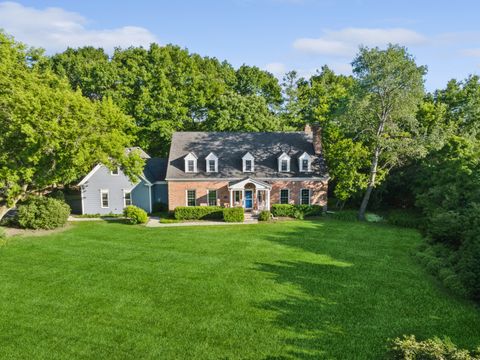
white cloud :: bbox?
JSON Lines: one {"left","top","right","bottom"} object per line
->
{"left": 0, "top": 1, "right": 158, "bottom": 53}
{"left": 293, "top": 27, "right": 427, "bottom": 57}
{"left": 264, "top": 62, "right": 286, "bottom": 76}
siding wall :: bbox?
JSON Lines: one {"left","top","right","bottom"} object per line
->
{"left": 81, "top": 165, "right": 151, "bottom": 214}
{"left": 132, "top": 182, "right": 151, "bottom": 213}
{"left": 152, "top": 183, "right": 168, "bottom": 207}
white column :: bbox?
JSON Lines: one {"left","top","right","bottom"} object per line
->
{"left": 241, "top": 189, "right": 245, "bottom": 208}
{"left": 266, "top": 189, "right": 270, "bottom": 210}
{"left": 229, "top": 189, "right": 233, "bottom": 207}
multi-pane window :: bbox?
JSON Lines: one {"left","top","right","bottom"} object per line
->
{"left": 187, "top": 160, "right": 195, "bottom": 172}
{"left": 208, "top": 190, "right": 217, "bottom": 206}
{"left": 245, "top": 160, "right": 252, "bottom": 172}
{"left": 234, "top": 191, "right": 241, "bottom": 203}
{"left": 208, "top": 160, "right": 216, "bottom": 172}
{"left": 101, "top": 189, "right": 109, "bottom": 208}
{"left": 124, "top": 191, "right": 132, "bottom": 206}
{"left": 302, "top": 159, "right": 309, "bottom": 171}
{"left": 281, "top": 159, "right": 288, "bottom": 172}
{"left": 187, "top": 190, "right": 196, "bottom": 206}
{"left": 280, "top": 189, "right": 289, "bottom": 204}
{"left": 300, "top": 189, "right": 310, "bottom": 205}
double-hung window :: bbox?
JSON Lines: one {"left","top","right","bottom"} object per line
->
{"left": 124, "top": 190, "right": 132, "bottom": 207}
{"left": 187, "top": 160, "right": 195, "bottom": 172}
{"left": 208, "top": 160, "right": 216, "bottom": 172}
{"left": 207, "top": 190, "right": 217, "bottom": 206}
{"left": 187, "top": 190, "right": 196, "bottom": 207}
{"left": 281, "top": 159, "right": 288, "bottom": 172}
{"left": 245, "top": 160, "right": 252, "bottom": 172}
{"left": 300, "top": 189, "right": 311, "bottom": 205}
{"left": 302, "top": 159, "right": 309, "bottom": 171}
{"left": 280, "top": 189, "right": 289, "bottom": 204}
{"left": 101, "top": 189, "right": 109, "bottom": 208}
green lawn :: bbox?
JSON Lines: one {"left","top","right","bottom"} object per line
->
{"left": 0, "top": 220, "right": 479, "bottom": 359}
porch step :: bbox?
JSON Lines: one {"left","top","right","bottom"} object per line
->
{"left": 243, "top": 212, "right": 258, "bottom": 222}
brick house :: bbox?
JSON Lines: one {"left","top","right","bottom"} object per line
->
{"left": 76, "top": 125, "right": 328, "bottom": 215}
{"left": 165, "top": 124, "right": 329, "bottom": 212}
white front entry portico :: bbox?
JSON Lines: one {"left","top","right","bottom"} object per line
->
{"left": 228, "top": 178, "right": 271, "bottom": 211}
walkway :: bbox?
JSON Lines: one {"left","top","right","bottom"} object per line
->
{"left": 145, "top": 217, "right": 258, "bottom": 227}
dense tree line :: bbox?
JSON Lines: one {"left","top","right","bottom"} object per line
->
{"left": 1, "top": 31, "right": 478, "bottom": 301}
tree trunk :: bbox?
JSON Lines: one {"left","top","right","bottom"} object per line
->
{"left": 0, "top": 185, "right": 28, "bottom": 222}
{"left": 358, "top": 145, "right": 380, "bottom": 221}
{"left": 0, "top": 205, "right": 12, "bottom": 222}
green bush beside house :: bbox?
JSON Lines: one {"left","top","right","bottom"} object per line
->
{"left": 17, "top": 196, "right": 70, "bottom": 230}
{"left": 123, "top": 206, "right": 148, "bottom": 225}
{"left": 222, "top": 208, "right": 244, "bottom": 222}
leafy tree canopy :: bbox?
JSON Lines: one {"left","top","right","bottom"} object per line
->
{"left": 0, "top": 32, "right": 143, "bottom": 219}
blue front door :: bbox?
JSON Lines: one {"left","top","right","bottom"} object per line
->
{"left": 245, "top": 190, "right": 253, "bottom": 209}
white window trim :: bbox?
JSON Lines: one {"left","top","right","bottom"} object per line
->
{"left": 205, "top": 153, "right": 218, "bottom": 173}
{"left": 279, "top": 188, "right": 290, "bottom": 204}
{"left": 242, "top": 152, "right": 255, "bottom": 173}
{"left": 184, "top": 153, "right": 198, "bottom": 173}
{"left": 300, "top": 188, "right": 311, "bottom": 205}
{"left": 100, "top": 189, "right": 109, "bottom": 208}
{"left": 123, "top": 189, "right": 132, "bottom": 207}
{"left": 278, "top": 153, "right": 291, "bottom": 172}
{"left": 298, "top": 152, "right": 312, "bottom": 172}
{"left": 111, "top": 167, "right": 120, "bottom": 176}
{"left": 207, "top": 189, "right": 217, "bottom": 206}
{"left": 186, "top": 189, "right": 196, "bottom": 207}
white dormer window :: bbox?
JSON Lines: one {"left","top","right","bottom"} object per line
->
{"left": 184, "top": 152, "right": 198, "bottom": 173}
{"left": 298, "top": 152, "right": 312, "bottom": 172}
{"left": 242, "top": 152, "right": 254, "bottom": 172}
{"left": 205, "top": 152, "right": 218, "bottom": 173}
{"left": 278, "top": 152, "right": 291, "bottom": 172}
{"left": 111, "top": 167, "right": 120, "bottom": 176}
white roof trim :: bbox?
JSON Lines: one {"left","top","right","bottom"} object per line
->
{"left": 228, "top": 177, "right": 272, "bottom": 190}
{"left": 299, "top": 151, "right": 312, "bottom": 159}
{"left": 78, "top": 164, "right": 102, "bottom": 186}
{"left": 205, "top": 152, "right": 218, "bottom": 160}
{"left": 139, "top": 174, "right": 152, "bottom": 186}
{"left": 278, "top": 152, "right": 290, "bottom": 160}
{"left": 184, "top": 152, "right": 198, "bottom": 160}
{"left": 165, "top": 176, "right": 330, "bottom": 181}
{"left": 242, "top": 152, "right": 254, "bottom": 160}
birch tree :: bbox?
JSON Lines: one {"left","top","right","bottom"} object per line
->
{"left": 350, "top": 45, "right": 427, "bottom": 220}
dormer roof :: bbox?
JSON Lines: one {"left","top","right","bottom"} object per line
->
{"left": 165, "top": 132, "right": 328, "bottom": 180}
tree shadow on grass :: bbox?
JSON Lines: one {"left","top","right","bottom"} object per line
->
{"left": 254, "top": 220, "right": 379, "bottom": 359}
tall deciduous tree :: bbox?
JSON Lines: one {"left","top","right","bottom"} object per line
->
{"left": 0, "top": 32, "right": 143, "bottom": 220}
{"left": 297, "top": 66, "right": 369, "bottom": 203}
{"left": 349, "top": 45, "right": 428, "bottom": 220}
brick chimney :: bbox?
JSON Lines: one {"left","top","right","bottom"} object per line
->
{"left": 304, "top": 123, "right": 322, "bottom": 155}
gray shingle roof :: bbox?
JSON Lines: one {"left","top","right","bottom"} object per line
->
{"left": 165, "top": 131, "right": 328, "bottom": 180}
{"left": 144, "top": 158, "right": 167, "bottom": 183}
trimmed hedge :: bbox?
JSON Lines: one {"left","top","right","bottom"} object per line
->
{"left": 271, "top": 204, "right": 323, "bottom": 218}
{"left": 271, "top": 204, "right": 295, "bottom": 217}
{"left": 223, "top": 207, "right": 244, "bottom": 222}
{"left": 258, "top": 210, "right": 271, "bottom": 221}
{"left": 174, "top": 206, "right": 223, "bottom": 220}
{"left": 123, "top": 205, "right": 148, "bottom": 224}
{"left": 17, "top": 196, "right": 70, "bottom": 230}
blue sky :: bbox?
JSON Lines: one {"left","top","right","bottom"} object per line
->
{"left": 1, "top": 0, "right": 480, "bottom": 90}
